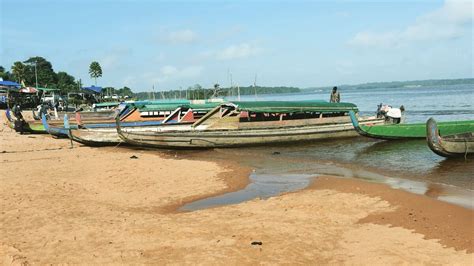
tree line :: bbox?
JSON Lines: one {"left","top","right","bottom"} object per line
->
{"left": 0, "top": 56, "right": 132, "bottom": 98}
{"left": 134, "top": 84, "right": 301, "bottom": 100}
{"left": 1, "top": 56, "right": 301, "bottom": 101}
{"left": 1, "top": 57, "right": 79, "bottom": 93}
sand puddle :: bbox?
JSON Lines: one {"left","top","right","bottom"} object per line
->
{"left": 180, "top": 162, "right": 473, "bottom": 212}
{"left": 180, "top": 172, "right": 315, "bottom": 211}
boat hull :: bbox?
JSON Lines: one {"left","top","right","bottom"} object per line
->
{"left": 4, "top": 109, "right": 15, "bottom": 129}
{"left": 118, "top": 117, "right": 384, "bottom": 148}
{"left": 349, "top": 111, "right": 474, "bottom": 140}
{"left": 69, "top": 128, "right": 122, "bottom": 146}
{"left": 426, "top": 118, "right": 474, "bottom": 158}
{"left": 69, "top": 122, "right": 190, "bottom": 146}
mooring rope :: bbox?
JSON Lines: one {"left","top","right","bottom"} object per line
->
{"left": 464, "top": 140, "right": 468, "bottom": 160}
{"left": 1, "top": 147, "right": 80, "bottom": 154}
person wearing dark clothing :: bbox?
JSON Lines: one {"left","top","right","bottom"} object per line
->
{"left": 12, "top": 104, "right": 25, "bottom": 134}
{"left": 39, "top": 102, "right": 50, "bottom": 120}
{"left": 12, "top": 104, "right": 23, "bottom": 120}
{"left": 330, "top": 86, "right": 340, "bottom": 103}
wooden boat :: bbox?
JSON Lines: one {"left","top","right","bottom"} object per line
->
{"left": 349, "top": 111, "right": 474, "bottom": 140}
{"left": 68, "top": 103, "right": 218, "bottom": 146}
{"left": 31, "top": 100, "right": 192, "bottom": 120}
{"left": 426, "top": 118, "right": 474, "bottom": 158}
{"left": 33, "top": 102, "right": 173, "bottom": 135}
{"left": 32, "top": 109, "right": 115, "bottom": 120}
{"left": 116, "top": 101, "right": 385, "bottom": 149}
{"left": 4, "top": 109, "right": 15, "bottom": 129}
{"left": 5, "top": 109, "right": 47, "bottom": 134}
{"left": 14, "top": 112, "right": 113, "bottom": 134}
{"left": 41, "top": 114, "right": 72, "bottom": 137}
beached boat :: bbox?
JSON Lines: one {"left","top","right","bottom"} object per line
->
{"left": 116, "top": 101, "right": 385, "bottom": 149}
{"left": 12, "top": 111, "right": 114, "bottom": 134}
{"left": 38, "top": 101, "right": 178, "bottom": 136}
{"left": 349, "top": 111, "right": 474, "bottom": 140}
{"left": 5, "top": 109, "right": 48, "bottom": 134}
{"left": 68, "top": 103, "right": 219, "bottom": 146}
{"left": 426, "top": 118, "right": 474, "bottom": 158}
{"left": 41, "top": 114, "right": 73, "bottom": 137}
{"left": 4, "top": 109, "right": 15, "bottom": 129}
{"left": 32, "top": 109, "right": 116, "bottom": 121}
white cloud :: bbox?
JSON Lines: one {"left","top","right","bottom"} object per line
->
{"left": 160, "top": 65, "right": 178, "bottom": 76}
{"left": 126, "top": 65, "right": 204, "bottom": 87}
{"left": 100, "top": 47, "right": 132, "bottom": 70}
{"left": 159, "top": 65, "right": 203, "bottom": 79}
{"left": 349, "top": 0, "right": 473, "bottom": 48}
{"left": 216, "top": 43, "right": 262, "bottom": 60}
{"left": 162, "top": 29, "right": 198, "bottom": 44}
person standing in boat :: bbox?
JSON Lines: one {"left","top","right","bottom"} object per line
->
{"left": 39, "top": 101, "right": 50, "bottom": 120}
{"left": 330, "top": 86, "right": 340, "bottom": 103}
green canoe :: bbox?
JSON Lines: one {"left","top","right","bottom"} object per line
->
{"left": 5, "top": 109, "right": 47, "bottom": 133}
{"left": 23, "top": 121, "right": 47, "bottom": 133}
{"left": 349, "top": 111, "right": 474, "bottom": 140}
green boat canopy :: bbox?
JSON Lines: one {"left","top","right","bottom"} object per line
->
{"left": 138, "top": 104, "right": 182, "bottom": 112}
{"left": 94, "top": 102, "right": 121, "bottom": 108}
{"left": 139, "top": 102, "right": 221, "bottom": 112}
{"left": 187, "top": 102, "right": 221, "bottom": 110}
{"left": 227, "top": 100, "right": 358, "bottom": 113}
{"left": 94, "top": 100, "right": 191, "bottom": 109}
{"left": 37, "top": 87, "right": 60, "bottom": 91}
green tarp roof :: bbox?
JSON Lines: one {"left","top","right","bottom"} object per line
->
{"left": 139, "top": 102, "right": 221, "bottom": 112}
{"left": 228, "top": 100, "right": 358, "bottom": 113}
{"left": 94, "top": 100, "right": 191, "bottom": 108}
{"left": 94, "top": 102, "right": 121, "bottom": 107}
{"left": 37, "top": 87, "right": 60, "bottom": 91}
{"left": 138, "top": 104, "right": 185, "bottom": 112}
{"left": 187, "top": 102, "right": 221, "bottom": 110}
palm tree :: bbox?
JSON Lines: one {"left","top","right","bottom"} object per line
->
{"left": 11, "top": 61, "right": 26, "bottom": 83}
{"left": 89, "top": 61, "right": 102, "bottom": 86}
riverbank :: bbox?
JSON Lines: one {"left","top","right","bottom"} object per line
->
{"left": 0, "top": 116, "right": 472, "bottom": 264}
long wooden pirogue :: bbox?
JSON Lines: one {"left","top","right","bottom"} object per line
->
{"left": 349, "top": 110, "right": 474, "bottom": 140}
{"left": 42, "top": 103, "right": 187, "bottom": 138}
{"left": 7, "top": 100, "right": 193, "bottom": 134}
{"left": 426, "top": 118, "right": 474, "bottom": 158}
{"left": 67, "top": 103, "right": 219, "bottom": 146}
{"left": 116, "top": 100, "right": 385, "bottom": 148}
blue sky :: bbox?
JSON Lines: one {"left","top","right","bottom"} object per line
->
{"left": 1, "top": 0, "right": 472, "bottom": 91}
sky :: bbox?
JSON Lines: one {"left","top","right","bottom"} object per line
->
{"left": 1, "top": 0, "right": 473, "bottom": 92}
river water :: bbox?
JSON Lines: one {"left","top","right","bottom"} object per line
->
{"left": 180, "top": 84, "right": 474, "bottom": 210}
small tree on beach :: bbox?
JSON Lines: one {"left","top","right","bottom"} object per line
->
{"left": 89, "top": 61, "right": 102, "bottom": 86}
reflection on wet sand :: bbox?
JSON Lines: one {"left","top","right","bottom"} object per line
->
{"left": 134, "top": 135, "right": 473, "bottom": 210}
{"left": 424, "top": 183, "right": 446, "bottom": 198}
{"left": 357, "top": 139, "right": 426, "bottom": 155}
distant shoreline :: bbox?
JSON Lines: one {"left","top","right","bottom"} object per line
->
{"left": 134, "top": 78, "right": 473, "bottom": 100}
{"left": 303, "top": 78, "right": 474, "bottom": 92}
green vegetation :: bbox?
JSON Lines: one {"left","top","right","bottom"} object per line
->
{"left": 0, "top": 66, "right": 14, "bottom": 81}
{"left": 89, "top": 61, "right": 103, "bottom": 86}
{"left": 134, "top": 84, "right": 301, "bottom": 100}
{"left": 303, "top": 78, "right": 474, "bottom": 91}
{"left": 2, "top": 55, "right": 471, "bottom": 102}
{"left": 2, "top": 57, "right": 79, "bottom": 94}
{"left": 103, "top": 86, "right": 134, "bottom": 98}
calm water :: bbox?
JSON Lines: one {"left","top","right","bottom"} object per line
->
{"left": 229, "top": 84, "right": 474, "bottom": 122}
{"left": 180, "top": 84, "right": 474, "bottom": 210}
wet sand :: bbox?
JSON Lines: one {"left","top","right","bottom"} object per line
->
{"left": 1, "top": 114, "right": 473, "bottom": 264}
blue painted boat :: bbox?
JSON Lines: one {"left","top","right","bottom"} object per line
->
{"left": 42, "top": 114, "right": 73, "bottom": 138}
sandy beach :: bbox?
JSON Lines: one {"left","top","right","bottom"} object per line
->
{"left": 1, "top": 115, "right": 473, "bottom": 264}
